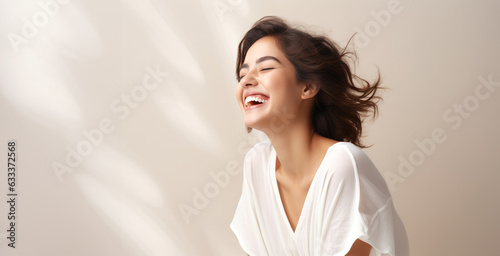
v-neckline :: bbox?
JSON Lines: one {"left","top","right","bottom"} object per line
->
{"left": 269, "top": 142, "right": 342, "bottom": 237}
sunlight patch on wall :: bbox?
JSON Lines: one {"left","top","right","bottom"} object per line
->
{"left": 151, "top": 82, "right": 222, "bottom": 153}
{"left": 82, "top": 144, "right": 164, "bottom": 207}
{"left": 74, "top": 172, "right": 185, "bottom": 255}
{"left": 123, "top": 0, "right": 204, "bottom": 84}
{"left": 0, "top": 53, "right": 82, "bottom": 132}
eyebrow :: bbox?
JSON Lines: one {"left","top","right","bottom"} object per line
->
{"left": 240, "top": 56, "right": 281, "bottom": 70}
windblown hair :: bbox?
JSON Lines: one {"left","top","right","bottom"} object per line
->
{"left": 236, "top": 16, "right": 383, "bottom": 148}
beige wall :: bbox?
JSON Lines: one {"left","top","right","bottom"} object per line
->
{"left": 1, "top": 0, "right": 499, "bottom": 255}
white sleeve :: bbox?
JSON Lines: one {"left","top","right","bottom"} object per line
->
{"left": 230, "top": 151, "right": 269, "bottom": 256}
{"left": 320, "top": 144, "right": 409, "bottom": 256}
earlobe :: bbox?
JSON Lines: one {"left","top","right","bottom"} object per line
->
{"left": 301, "top": 83, "right": 320, "bottom": 99}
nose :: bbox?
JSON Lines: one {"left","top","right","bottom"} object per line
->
{"left": 239, "top": 71, "right": 258, "bottom": 88}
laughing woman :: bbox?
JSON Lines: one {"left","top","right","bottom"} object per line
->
{"left": 230, "top": 16, "right": 409, "bottom": 256}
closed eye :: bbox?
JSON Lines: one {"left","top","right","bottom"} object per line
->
{"left": 238, "top": 68, "right": 274, "bottom": 81}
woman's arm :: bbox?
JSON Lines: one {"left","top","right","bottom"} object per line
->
{"left": 345, "top": 239, "right": 372, "bottom": 256}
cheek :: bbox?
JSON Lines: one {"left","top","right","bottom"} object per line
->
{"left": 266, "top": 74, "right": 300, "bottom": 100}
{"left": 267, "top": 69, "right": 294, "bottom": 89}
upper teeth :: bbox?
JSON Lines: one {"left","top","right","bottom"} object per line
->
{"left": 245, "top": 96, "right": 268, "bottom": 106}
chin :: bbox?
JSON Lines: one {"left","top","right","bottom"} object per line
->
{"left": 243, "top": 119, "right": 258, "bottom": 129}
{"left": 243, "top": 117, "right": 264, "bottom": 130}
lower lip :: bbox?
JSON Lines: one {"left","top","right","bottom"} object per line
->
{"left": 245, "top": 101, "right": 267, "bottom": 111}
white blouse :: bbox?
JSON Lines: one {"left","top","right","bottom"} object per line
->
{"left": 230, "top": 141, "right": 409, "bottom": 256}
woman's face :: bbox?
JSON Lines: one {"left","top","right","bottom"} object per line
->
{"left": 235, "top": 36, "right": 306, "bottom": 132}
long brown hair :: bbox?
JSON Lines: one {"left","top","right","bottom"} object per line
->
{"left": 236, "top": 16, "right": 383, "bottom": 148}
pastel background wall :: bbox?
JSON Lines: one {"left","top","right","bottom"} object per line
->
{"left": 1, "top": 0, "right": 499, "bottom": 255}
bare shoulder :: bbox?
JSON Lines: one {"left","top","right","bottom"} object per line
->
{"left": 315, "top": 134, "right": 339, "bottom": 150}
{"left": 345, "top": 239, "right": 372, "bottom": 256}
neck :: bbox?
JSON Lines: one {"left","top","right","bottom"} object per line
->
{"left": 266, "top": 116, "right": 321, "bottom": 178}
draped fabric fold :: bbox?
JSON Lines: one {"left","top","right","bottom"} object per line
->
{"left": 231, "top": 141, "right": 409, "bottom": 256}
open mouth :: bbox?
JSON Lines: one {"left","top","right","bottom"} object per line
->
{"left": 244, "top": 95, "right": 269, "bottom": 109}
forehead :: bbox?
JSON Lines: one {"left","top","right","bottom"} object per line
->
{"left": 243, "top": 36, "right": 286, "bottom": 64}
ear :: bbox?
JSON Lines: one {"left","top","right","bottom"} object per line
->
{"left": 301, "top": 82, "right": 320, "bottom": 100}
